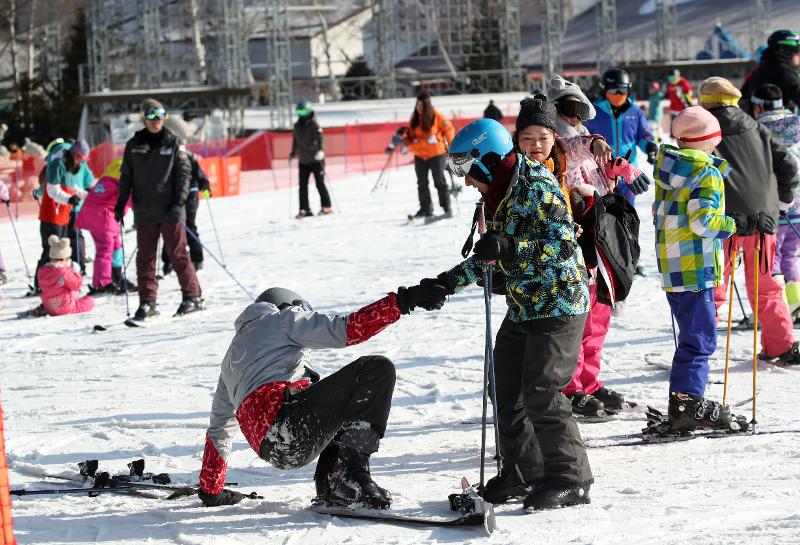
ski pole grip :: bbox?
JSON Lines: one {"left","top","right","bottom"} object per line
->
{"left": 475, "top": 201, "right": 496, "bottom": 266}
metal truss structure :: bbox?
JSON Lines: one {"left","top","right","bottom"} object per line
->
{"left": 595, "top": 0, "right": 617, "bottom": 73}
{"left": 655, "top": 0, "right": 676, "bottom": 62}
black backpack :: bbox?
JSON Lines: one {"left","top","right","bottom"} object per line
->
{"left": 577, "top": 192, "right": 640, "bottom": 306}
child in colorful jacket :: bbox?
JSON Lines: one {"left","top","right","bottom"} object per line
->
{"left": 651, "top": 106, "right": 743, "bottom": 434}
{"left": 752, "top": 83, "right": 800, "bottom": 313}
{"left": 76, "top": 158, "right": 134, "bottom": 294}
{"left": 434, "top": 102, "right": 594, "bottom": 511}
{"left": 37, "top": 235, "right": 95, "bottom": 316}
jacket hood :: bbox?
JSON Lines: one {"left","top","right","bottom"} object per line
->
{"left": 757, "top": 109, "right": 795, "bottom": 124}
{"left": 234, "top": 302, "right": 280, "bottom": 332}
{"left": 707, "top": 106, "right": 757, "bottom": 137}
{"left": 655, "top": 145, "right": 730, "bottom": 191}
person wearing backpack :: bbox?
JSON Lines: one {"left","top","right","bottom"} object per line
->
{"left": 649, "top": 106, "right": 750, "bottom": 436}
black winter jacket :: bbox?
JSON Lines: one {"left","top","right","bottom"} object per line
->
{"left": 290, "top": 113, "right": 323, "bottom": 164}
{"left": 740, "top": 48, "right": 800, "bottom": 115}
{"left": 707, "top": 106, "right": 798, "bottom": 223}
{"left": 116, "top": 128, "right": 191, "bottom": 225}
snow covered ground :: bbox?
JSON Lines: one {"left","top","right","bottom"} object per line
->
{"left": 2, "top": 161, "right": 800, "bottom": 545}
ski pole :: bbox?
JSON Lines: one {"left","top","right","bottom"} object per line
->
{"left": 288, "top": 157, "right": 294, "bottom": 219}
{"left": 476, "top": 202, "right": 502, "bottom": 487}
{"left": 751, "top": 237, "right": 760, "bottom": 430}
{"left": 3, "top": 201, "right": 33, "bottom": 283}
{"left": 733, "top": 282, "right": 751, "bottom": 327}
{"left": 370, "top": 147, "right": 396, "bottom": 192}
{"left": 180, "top": 222, "right": 255, "bottom": 300}
{"left": 204, "top": 198, "right": 225, "bottom": 266}
{"left": 118, "top": 221, "right": 131, "bottom": 320}
{"left": 723, "top": 248, "right": 738, "bottom": 405}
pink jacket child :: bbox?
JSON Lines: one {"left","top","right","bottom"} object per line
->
{"left": 37, "top": 235, "right": 95, "bottom": 316}
{"left": 76, "top": 159, "right": 131, "bottom": 291}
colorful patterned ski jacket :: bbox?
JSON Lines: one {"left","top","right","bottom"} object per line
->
{"left": 653, "top": 145, "right": 735, "bottom": 292}
{"left": 757, "top": 109, "right": 800, "bottom": 225}
{"left": 438, "top": 154, "right": 590, "bottom": 321}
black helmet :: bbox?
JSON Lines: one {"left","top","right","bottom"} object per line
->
{"left": 256, "top": 287, "right": 313, "bottom": 311}
{"left": 600, "top": 68, "right": 631, "bottom": 91}
{"left": 767, "top": 29, "right": 800, "bottom": 52}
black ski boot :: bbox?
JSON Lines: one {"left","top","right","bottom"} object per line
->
{"left": 175, "top": 297, "right": 205, "bottom": 316}
{"left": 568, "top": 392, "right": 607, "bottom": 417}
{"left": 763, "top": 341, "right": 800, "bottom": 366}
{"left": 133, "top": 301, "right": 159, "bottom": 322}
{"left": 481, "top": 466, "right": 533, "bottom": 504}
{"left": 326, "top": 447, "right": 391, "bottom": 509}
{"left": 112, "top": 267, "right": 137, "bottom": 293}
{"left": 668, "top": 392, "right": 740, "bottom": 432}
{"left": 193, "top": 261, "right": 203, "bottom": 272}
{"left": 87, "top": 283, "right": 117, "bottom": 296}
{"left": 591, "top": 387, "right": 628, "bottom": 411}
{"left": 296, "top": 209, "right": 314, "bottom": 219}
{"left": 523, "top": 481, "right": 590, "bottom": 511}
{"left": 410, "top": 209, "right": 433, "bottom": 221}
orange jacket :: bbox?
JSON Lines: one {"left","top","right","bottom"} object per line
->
{"left": 403, "top": 109, "right": 455, "bottom": 160}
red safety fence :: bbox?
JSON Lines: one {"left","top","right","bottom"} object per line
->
{"left": 0, "top": 114, "right": 516, "bottom": 217}
{"left": 0, "top": 397, "right": 15, "bottom": 545}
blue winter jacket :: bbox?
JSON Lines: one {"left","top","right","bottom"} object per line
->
{"left": 584, "top": 98, "right": 654, "bottom": 164}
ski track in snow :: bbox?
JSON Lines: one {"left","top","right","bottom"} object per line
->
{"left": 2, "top": 160, "right": 800, "bottom": 544}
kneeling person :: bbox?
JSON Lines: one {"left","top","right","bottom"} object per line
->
{"left": 198, "top": 284, "right": 447, "bottom": 509}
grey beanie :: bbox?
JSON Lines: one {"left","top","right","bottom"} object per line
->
{"left": 546, "top": 75, "right": 596, "bottom": 121}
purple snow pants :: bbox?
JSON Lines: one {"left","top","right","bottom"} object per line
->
{"left": 774, "top": 223, "right": 800, "bottom": 283}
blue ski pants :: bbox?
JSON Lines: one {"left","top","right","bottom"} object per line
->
{"left": 666, "top": 289, "right": 717, "bottom": 396}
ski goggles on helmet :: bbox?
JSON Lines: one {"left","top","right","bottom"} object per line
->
{"left": 446, "top": 149, "right": 481, "bottom": 178}
{"left": 557, "top": 100, "right": 591, "bottom": 120}
{"left": 751, "top": 95, "right": 784, "bottom": 110}
{"left": 278, "top": 298, "right": 313, "bottom": 311}
{"left": 144, "top": 107, "right": 166, "bottom": 121}
{"left": 296, "top": 106, "right": 312, "bottom": 117}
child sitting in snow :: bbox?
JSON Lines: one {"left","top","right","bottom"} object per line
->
{"left": 37, "top": 235, "right": 95, "bottom": 316}
{"left": 649, "top": 106, "right": 748, "bottom": 437}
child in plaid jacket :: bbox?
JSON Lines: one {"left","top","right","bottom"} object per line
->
{"left": 653, "top": 106, "right": 739, "bottom": 430}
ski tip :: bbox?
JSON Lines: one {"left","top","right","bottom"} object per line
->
{"left": 124, "top": 319, "right": 143, "bottom": 328}
{"left": 92, "top": 324, "right": 107, "bottom": 331}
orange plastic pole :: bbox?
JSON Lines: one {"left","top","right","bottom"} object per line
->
{"left": 752, "top": 243, "right": 760, "bottom": 430}
{"left": 723, "top": 248, "right": 737, "bottom": 406}
{"left": 0, "top": 396, "right": 16, "bottom": 545}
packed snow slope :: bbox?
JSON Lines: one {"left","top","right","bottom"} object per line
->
{"left": 2, "top": 163, "right": 800, "bottom": 545}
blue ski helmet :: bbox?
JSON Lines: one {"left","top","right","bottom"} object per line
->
{"left": 446, "top": 118, "right": 513, "bottom": 183}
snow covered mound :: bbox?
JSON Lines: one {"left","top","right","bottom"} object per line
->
{"left": 2, "top": 164, "right": 800, "bottom": 544}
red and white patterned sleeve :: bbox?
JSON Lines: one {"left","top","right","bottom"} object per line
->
{"left": 199, "top": 435, "right": 228, "bottom": 494}
{"left": 345, "top": 293, "right": 402, "bottom": 346}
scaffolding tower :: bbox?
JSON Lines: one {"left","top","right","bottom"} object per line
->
{"left": 749, "top": 0, "right": 771, "bottom": 54}
{"left": 655, "top": 0, "right": 677, "bottom": 62}
{"left": 370, "top": 0, "right": 523, "bottom": 97}
{"left": 541, "top": 0, "right": 563, "bottom": 83}
{"left": 595, "top": 0, "right": 617, "bottom": 73}
{"left": 83, "top": 0, "right": 251, "bottom": 139}
{"left": 265, "top": 0, "right": 293, "bottom": 129}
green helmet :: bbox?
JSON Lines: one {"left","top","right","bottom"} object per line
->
{"left": 768, "top": 29, "right": 800, "bottom": 51}
{"left": 296, "top": 100, "right": 312, "bottom": 117}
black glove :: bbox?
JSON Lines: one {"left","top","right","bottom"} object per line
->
{"left": 198, "top": 488, "right": 262, "bottom": 507}
{"left": 68, "top": 195, "right": 81, "bottom": 206}
{"left": 396, "top": 127, "right": 409, "bottom": 138}
{"left": 756, "top": 212, "right": 776, "bottom": 235}
{"left": 396, "top": 283, "right": 447, "bottom": 314}
{"left": 473, "top": 232, "right": 515, "bottom": 262}
{"left": 730, "top": 212, "right": 752, "bottom": 236}
{"left": 626, "top": 173, "right": 650, "bottom": 195}
{"left": 114, "top": 208, "right": 124, "bottom": 224}
{"left": 1, "top": 198, "right": 9, "bottom": 205}
{"left": 646, "top": 141, "right": 658, "bottom": 165}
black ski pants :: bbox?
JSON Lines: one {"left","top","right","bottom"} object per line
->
{"left": 414, "top": 154, "right": 450, "bottom": 214}
{"left": 34, "top": 221, "right": 68, "bottom": 290}
{"left": 260, "top": 355, "right": 396, "bottom": 470}
{"left": 298, "top": 160, "right": 331, "bottom": 212}
{"left": 67, "top": 210, "right": 86, "bottom": 274}
{"left": 162, "top": 191, "right": 203, "bottom": 267}
{"left": 492, "top": 314, "right": 593, "bottom": 486}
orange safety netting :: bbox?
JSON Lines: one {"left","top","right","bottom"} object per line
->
{"left": 0, "top": 397, "right": 16, "bottom": 545}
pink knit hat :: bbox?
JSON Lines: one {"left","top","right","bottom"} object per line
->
{"left": 672, "top": 106, "right": 722, "bottom": 153}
